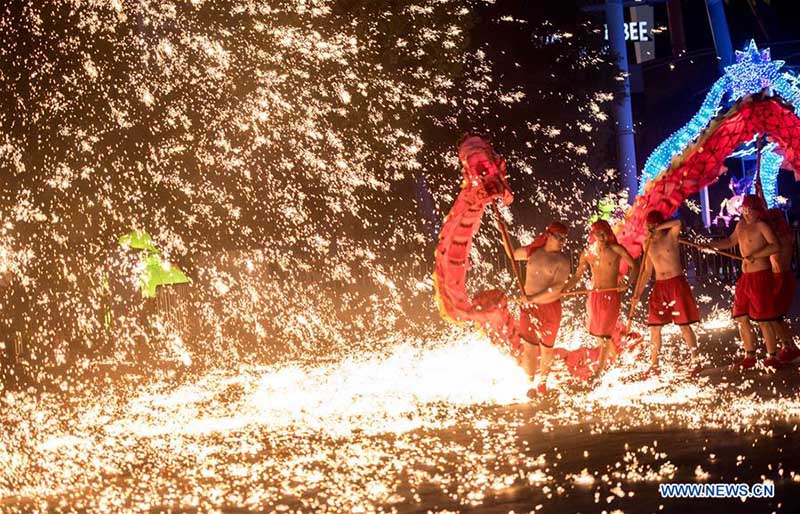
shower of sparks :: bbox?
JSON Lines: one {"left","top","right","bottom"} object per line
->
{"left": 0, "top": 0, "right": 617, "bottom": 371}
{"left": 3, "top": 314, "right": 800, "bottom": 512}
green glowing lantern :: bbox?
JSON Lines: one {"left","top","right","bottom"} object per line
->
{"left": 119, "top": 230, "right": 190, "bottom": 298}
{"left": 588, "top": 196, "right": 619, "bottom": 225}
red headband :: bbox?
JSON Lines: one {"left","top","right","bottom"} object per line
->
{"left": 742, "top": 194, "right": 766, "bottom": 216}
{"left": 589, "top": 220, "right": 617, "bottom": 244}
{"left": 525, "top": 222, "right": 569, "bottom": 256}
{"left": 645, "top": 210, "right": 665, "bottom": 226}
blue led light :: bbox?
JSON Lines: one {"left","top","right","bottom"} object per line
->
{"left": 774, "top": 73, "right": 800, "bottom": 115}
{"left": 724, "top": 40, "right": 785, "bottom": 101}
{"left": 638, "top": 40, "right": 798, "bottom": 210}
{"left": 638, "top": 75, "right": 730, "bottom": 194}
{"left": 730, "top": 143, "right": 784, "bottom": 208}
{"left": 755, "top": 148, "right": 783, "bottom": 208}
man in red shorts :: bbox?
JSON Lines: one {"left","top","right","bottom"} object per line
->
{"left": 631, "top": 211, "right": 700, "bottom": 376}
{"left": 512, "top": 222, "right": 571, "bottom": 395}
{"left": 709, "top": 195, "right": 781, "bottom": 369}
{"left": 567, "top": 220, "right": 636, "bottom": 378}
{"left": 764, "top": 208, "right": 800, "bottom": 363}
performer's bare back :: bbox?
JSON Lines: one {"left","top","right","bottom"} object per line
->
{"left": 770, "top": 229, "right": 793, "bottom": 272}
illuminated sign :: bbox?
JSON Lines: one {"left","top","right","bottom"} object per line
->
{"left": 604, "top": 5, "right": 656, "bottom": 64}
{"left": 604, "top": 21, "right": 651, "bottom": 42}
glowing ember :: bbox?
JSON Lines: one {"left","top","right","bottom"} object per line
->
{"left": 3, "top": 325, "right": 800, "bottom": 511}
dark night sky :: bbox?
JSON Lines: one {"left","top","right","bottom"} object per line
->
{"left": 575, "top": 0, "right": 800, "bottom": 50}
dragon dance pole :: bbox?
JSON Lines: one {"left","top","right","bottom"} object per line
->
{"left": 559, "top": 287, "right": 625, "bottom": 298}
{"left": 491, "top": 203, "right": 528, "bottom": 300}
{"left": 755, "top": 134, "right": 765, "bottom": 201}
{"left": 679, "top": 239, "right": 743, "bottom": 261}
{"left": 626, "top": 238, "right": 652, "bottom": 333}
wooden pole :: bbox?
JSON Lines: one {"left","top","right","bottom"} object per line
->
{"left": 512, "top": 287, "right": 624, "bottom": 304}
{"left": 559, "top": 286, "right": 625, "bottom": 298}
{"left": 678, "top": 239, "right": 743, "bottom": 261}
{"left": 491, "top": 202, "right": 528, "bottom": 299}
{"left": 626, "top": 238, "right": 652, "bottom": 332}
{"left": 755, "top": 134, "right": 765, "bottom": 201}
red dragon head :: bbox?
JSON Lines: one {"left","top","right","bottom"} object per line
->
{"left": 457, "top": 135, "right": 513, "bottom": 206}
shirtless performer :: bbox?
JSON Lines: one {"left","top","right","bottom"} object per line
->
{"left": 566, "top": 220, "right": 636, "bottom": 377}
{"left": 708, "top": 195, "right": 781, "bottom": 369}
{"left": 631, "top": 211, "right": 700, "bottom": 376}
{"left": 764, "top": 208, "right": 800, "bottom": 363}
{"left": 512, "top": 222, "right": 570, "bottom": 395}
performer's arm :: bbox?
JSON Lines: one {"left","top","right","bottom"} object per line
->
{"left": 513, "top": 246, "right": 529, "bottom": 261}
{"left": 612, "top": 244, "right": 638, "bottom": 289}
{"left": 655, "top": 219, "right": 681, "bottom": 238}
{"left": 529, "top": 261, "right": 570, "bottom": 303}
{"left": 563, "top": 251, "right": 587, "bottom": 291}
{"left": 707, "top": 228, "right": 738, "bottom": 250}
{"left": 654, "top": 219, "right": 680, "bottom": 232}
{"left": 745, "top": 221, "right": 779, "bottom": 261}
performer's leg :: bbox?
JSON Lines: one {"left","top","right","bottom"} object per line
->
{"left": 608, "top": 339, "right": 618, "bottom": 363}
{"left": 736, "top": 316, "right": 756, "bottom": 353}
{"left": 767, "top": 320, "right": 785, "bottom": 352}
{"left": 779, "top": 320, "right": 790, "bottom": 345}
{"left": 520, "top": 341, "right": 540, "bottom": 379}
{"left": 538, "top": 345, "right": 554, "bottom": 382}
{"left": 595, "top": 336, "right": 611, "bottom": 375}
{"left": 776, "top": 319, "right": 800, "bottom": 362}
{"left": 649, "top": 326, "right": 662, "bottom": 368}
{"left": 775, "top": 320, "right": 794, "bottom": 348}
{"left": 758, "top": 321, "right": 778, "bottom": 355}
{"left": 679, "top": 324, "right": 698, "bottom": 359}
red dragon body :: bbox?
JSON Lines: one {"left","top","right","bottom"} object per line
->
{"left": 434, "top": 136, "right": 522, "bottom": 355}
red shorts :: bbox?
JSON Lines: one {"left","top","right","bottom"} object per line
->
{"left": 647, "top": 275, "right": 700, "bottom": 326}
{"left": 775, "top": 271, "right": 796, "bottom": 317}
{"left": 519, "top": 300, "right": 562, "bottom": 348}
{"left": 586, "top": 291, "right": 621, "bottom": 337}
{"left": 733, "top": 270, "right": 778, "bottom": 321}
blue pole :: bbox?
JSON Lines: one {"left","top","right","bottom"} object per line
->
{"left": 605, "top": 0, "right": 638, "bottom": 204}
{"left": 701, "top": 0, "right": 734, "bottom": 227}
{"left": 705, "top": 0, "right": 735, "bottom": 69}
